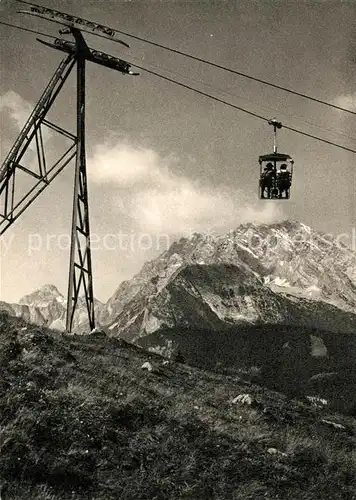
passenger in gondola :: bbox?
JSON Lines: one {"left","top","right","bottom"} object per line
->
{"left": 260, "top": 163, "right": 274, "bottom": 199}
{"left": 276, "top": 163, "right": 291, "bottom": 198}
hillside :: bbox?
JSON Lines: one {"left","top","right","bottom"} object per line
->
{"left": 138, "top": 323, "right": 356, "bottom": 415}
{"left": 1, "top": 312, "right": 355, "bottom": 500}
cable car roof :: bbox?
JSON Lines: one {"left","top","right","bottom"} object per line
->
{"left": 259, "top": 153, "right": 293, "bottom": 162}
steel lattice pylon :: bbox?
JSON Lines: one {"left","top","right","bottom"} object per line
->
{"left": 0, "top": 47, "right": 95, "bottom": 333}
{"left": 0, "top": 17, "right": 138, "bottom": 332}
{"left": 66, "top": 42, "right": 95, "bottom": 332}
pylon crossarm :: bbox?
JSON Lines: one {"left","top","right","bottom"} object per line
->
{"left": 17, "top": 0, "right": 130, "bottom": 48}
{"left": 37, "top": 37, "right": 137, "bottom": 76}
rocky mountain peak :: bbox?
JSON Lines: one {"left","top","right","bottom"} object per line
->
{"left": 100, "top": 219, "right": 356, "bottom": 338}
{"left": 2, "top": 284, "right": 103, "bottom": 332}
{"left": 19, "top": 284, "right": 65, "bottom": 307}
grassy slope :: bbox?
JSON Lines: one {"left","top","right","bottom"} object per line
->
{"left": 0, "top": 312, "right": 355, "bottom": 500}
{"left": 138, "top": 325, "right": 356, "bottom": 415}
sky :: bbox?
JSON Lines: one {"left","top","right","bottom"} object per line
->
{"left": 0, "top": 0, "right": 355, "bottom": 304}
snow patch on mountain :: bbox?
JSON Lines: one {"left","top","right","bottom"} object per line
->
{"left": 264, "top": 276, "right": 291, "bottom": 287}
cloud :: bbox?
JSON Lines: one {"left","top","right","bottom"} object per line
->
{"left": 0, "top": 91, "right": 33, "bottom": 130}
{"left": 333, "top": 92, "right": 356, "bottom": 111}
{"left": 88, "top": 141, "right": 283, "bottom": 235}
{"left": 87, "top": 142, "right": 163, "bottom": 187}
{"left": 0, "top": 91, "right": 52, "bottom": 153}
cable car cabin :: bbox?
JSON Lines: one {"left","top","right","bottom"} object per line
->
{"left": 258, "top": 153, "right": 294, "bottom": 200}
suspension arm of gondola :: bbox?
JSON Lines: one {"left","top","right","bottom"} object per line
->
{"left": 268, "top": 119, "right": 282, "bottom": 153}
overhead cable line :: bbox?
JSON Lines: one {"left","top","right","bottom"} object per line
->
{"left": 131, "top": 62, "right": 356, "bottom": 154}
{"left": 0, "top": 20, "right": 54, "bottom": 38}
{"left": 128, "top": 54, "right": 356, "bottom": 144}
{"left": 1, "top": 21, "right": 355, "bottom": 155}
{"left": 3, "top": 20, "right": 354, "bottom": 143}
{"left": 14, "top": 0, "right": 356, "bottom": 117}
{"left": 105, "top": 31, "right": 356, "bottom": 118}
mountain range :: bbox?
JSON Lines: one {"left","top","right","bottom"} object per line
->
{"left": 102, "top": 219, "right": 356, "bottom": 339}
{"left": 1, "top": 220, "right": 356, "bottom": 338}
